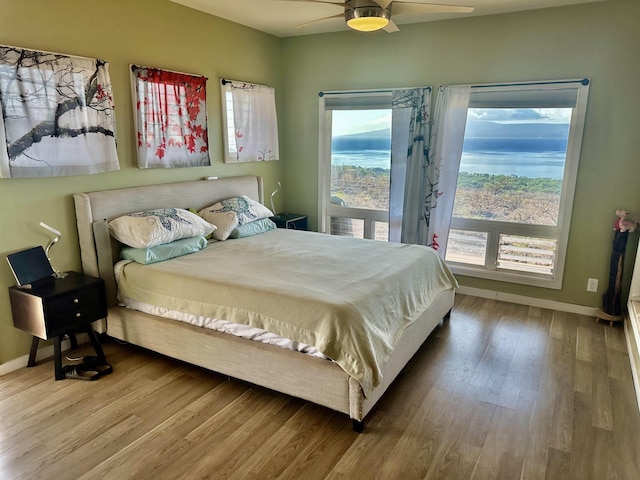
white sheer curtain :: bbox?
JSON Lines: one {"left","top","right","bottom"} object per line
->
{"left": 222, "top": 80, "right": 279, "bottom": 163}
{"left": 422, "top": 85, "right": 471, "bottom": 256}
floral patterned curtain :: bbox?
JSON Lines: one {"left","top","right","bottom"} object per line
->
{"left": 0, "top": 46, "right": 119, "bottom": 178}
{"left": 222, "top": 79, "right": 279, "bottom": 163}
{"left": 132, "top": 66, "right": 210, "bottom": 168}
{"left": 422, "top": 85, "right": 471, "bottom": 255}
{"left": 389, "top": 87, "right": 432, "bottom": 244}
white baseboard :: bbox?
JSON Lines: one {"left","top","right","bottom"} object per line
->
{"left": 0, "top": 333, "right": 89, "bottom": 376}
{"left": 457, "top": 286, "right": 598, "bottom": 317}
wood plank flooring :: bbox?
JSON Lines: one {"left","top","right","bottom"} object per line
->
{"left": 1, "top": 294, "right": 640, "bottom": 479}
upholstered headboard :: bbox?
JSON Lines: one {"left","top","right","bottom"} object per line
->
{"left": 73, "top": 175, "right": 264, "bottom": 306}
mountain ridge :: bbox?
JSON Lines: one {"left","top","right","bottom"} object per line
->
{"left": 333, "top": 121, "right": 570, "bottom": 141}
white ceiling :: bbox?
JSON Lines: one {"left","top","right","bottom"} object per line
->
{"left": 168, "top": 0, "right": 606, "bottom": 37}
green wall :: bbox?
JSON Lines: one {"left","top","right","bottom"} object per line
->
{"left": 0, "top": 0, "right": 284, "bottom": 364}
{"left": 1, "top": 0, "right": 639, "bottom": 366}
{"left": 279, "top": 0, "right": 640, "bottom": 308}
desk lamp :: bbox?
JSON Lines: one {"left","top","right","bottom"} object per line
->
{"left": 40, "top": 221, "right": 68, "bottom": 278}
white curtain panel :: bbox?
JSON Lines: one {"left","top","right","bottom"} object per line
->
{"left": 0, "top": 46, "right": 119, "bottom": 178}
{"left": 225, "top": 81, "right": 279, "bottom": 163}
{"left": 422, "top": 85, "right": 471, "bottom": 256}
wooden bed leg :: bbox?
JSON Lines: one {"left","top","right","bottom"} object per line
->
{"left": 352, "top": 419, "right": 365, "bottom": 433}
{"left": 443, "top": 309, "right": 452, "bottom": 321}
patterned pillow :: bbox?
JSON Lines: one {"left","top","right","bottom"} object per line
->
{"left": 199, "top": 196, "right": 273, "bottom": 227}
{"left": 199, "top": 210, "right": 239, "bottom": 241}
{"left": 109, "top": 208, "right": 216, "bottom": 248}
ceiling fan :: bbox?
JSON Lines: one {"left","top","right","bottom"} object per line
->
{"left": 282, "top": 0, "right": 475, "bottom": 33}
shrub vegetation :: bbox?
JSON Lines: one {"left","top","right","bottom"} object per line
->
{"left": 330, "top": 167, "right": 562, "bottom": 227}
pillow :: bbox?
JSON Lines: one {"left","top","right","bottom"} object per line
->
{"left": 229, "top": 218, "right": 277, "bottom": 239}
{"left": 120, "top": 236, "right": 208, "bottom": 265}
{"left": 109, "top": 208, "right": 216, "bottom": 248}
{"left": 199, "top": 196, "right": 273, "bottom": 227}
{"left": 200, "top": 210, "right": 239, "bottom": 241}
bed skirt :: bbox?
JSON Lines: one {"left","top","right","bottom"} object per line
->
{"left": 105, "top": 288, "right": 455, "bottom": 422}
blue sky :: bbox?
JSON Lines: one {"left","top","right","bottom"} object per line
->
{"left": 332, "top": 109, "right": 391, "bottom": 137}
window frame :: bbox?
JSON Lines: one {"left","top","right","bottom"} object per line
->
{"left": 445, "top": 80, "right": 590, "bottom": 289}
{"left": 318, "top": 91, "right": 393, "bottom": 239}
{"left": 221, "top": 87, "right": 237, "bottom": 159}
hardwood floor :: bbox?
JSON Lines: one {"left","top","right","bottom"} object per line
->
{"left": 1, "top": 294, "right": 639, "bottom": 479}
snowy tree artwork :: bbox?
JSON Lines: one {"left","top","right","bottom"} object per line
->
{"left": 131, "top": 66, "right": 210, "bottom": 169}
{"left": 0, "top": 46, "right": 120, "bottom": 178}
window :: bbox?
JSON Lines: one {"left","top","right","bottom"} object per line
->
{"left": 319, "top": 92, "right": 392, "bottom": 240}
{"left": 445, "top": 80, "right": 589, "bottom": 288}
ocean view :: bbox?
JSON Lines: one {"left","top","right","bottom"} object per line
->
{"left": 331, "top": 118, "right": 569, "bottom": 233}
{"left": 330, "top": 134, "right": 566, "bottom": 230}
{"left": 332, "top": 137, "right": 567, "bottom": 180}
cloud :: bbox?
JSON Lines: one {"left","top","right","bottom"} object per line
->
{"left": 468, "top": 108, "right": 571, "bottom": 124}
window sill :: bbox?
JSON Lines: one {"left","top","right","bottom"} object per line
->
{"left": 448, "top": 263, "right": 562, "bottom": 290}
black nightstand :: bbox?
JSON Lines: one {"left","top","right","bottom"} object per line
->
{"left": 271, "top": 213, "right": 308, "bottom": 230}
{"left": 9, "top": 272, "right": 108, "bottom": 380}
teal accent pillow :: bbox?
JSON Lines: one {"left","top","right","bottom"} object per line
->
{"left": 229, "top": 218, "right": 277, "bottom": 239}
{"left": 120, "top": 236, "right": 208, "bottom": 264}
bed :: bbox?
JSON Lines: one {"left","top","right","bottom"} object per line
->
{"left": 73, "top": 175, "right": 457, "bottom": 431}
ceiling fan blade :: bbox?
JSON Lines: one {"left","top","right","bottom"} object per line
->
{"left": 393, "top": 3, "right": 475, "bottom": 15}
{"left": 279, "top": 0, "right": 344, "bottom": 5}
{"left": 296, "top": 13, "right": 345, "bottom": 29}
{"left": 373, "top": 0, "right": 393, "bottom": 8}
{"left": 383, "top": 19, "right": 400, "bottom": 33}
{"left": 392, "top": 2, "right": 475, "bottom": 15}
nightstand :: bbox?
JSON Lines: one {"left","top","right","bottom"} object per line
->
{"left": 9, "top": 272, "right": 108, "bottom": 380}
{"left": 271, "top": 213, "right": 308, "bottom": 230}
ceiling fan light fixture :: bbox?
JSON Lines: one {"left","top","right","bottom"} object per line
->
{"left": 346, "top": 5, "right": 390, "bottom": 32}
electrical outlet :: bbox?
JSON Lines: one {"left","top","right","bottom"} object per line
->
{"left": 587, "top": 278, "right": 598, "bottom": 292}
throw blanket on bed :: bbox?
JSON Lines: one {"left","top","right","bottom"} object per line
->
{"left": 114, "top": 229, "right": 458, "bottom": 395}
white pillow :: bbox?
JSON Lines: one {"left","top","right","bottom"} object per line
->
{"left": 199, "top": 210, "right": 239, "bottom": 241}
{"left": 199, "top": 196, "right": 273, "bottom": 227}
{"left": 109, "top": 208, "right": 216, "bottom": 248}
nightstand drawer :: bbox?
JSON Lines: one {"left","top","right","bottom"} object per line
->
{"left": 46, "top": 286, "right": 102, "bottom": 315}
{"left": 47, "top": 301, "right": 107, "bottom": 335}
